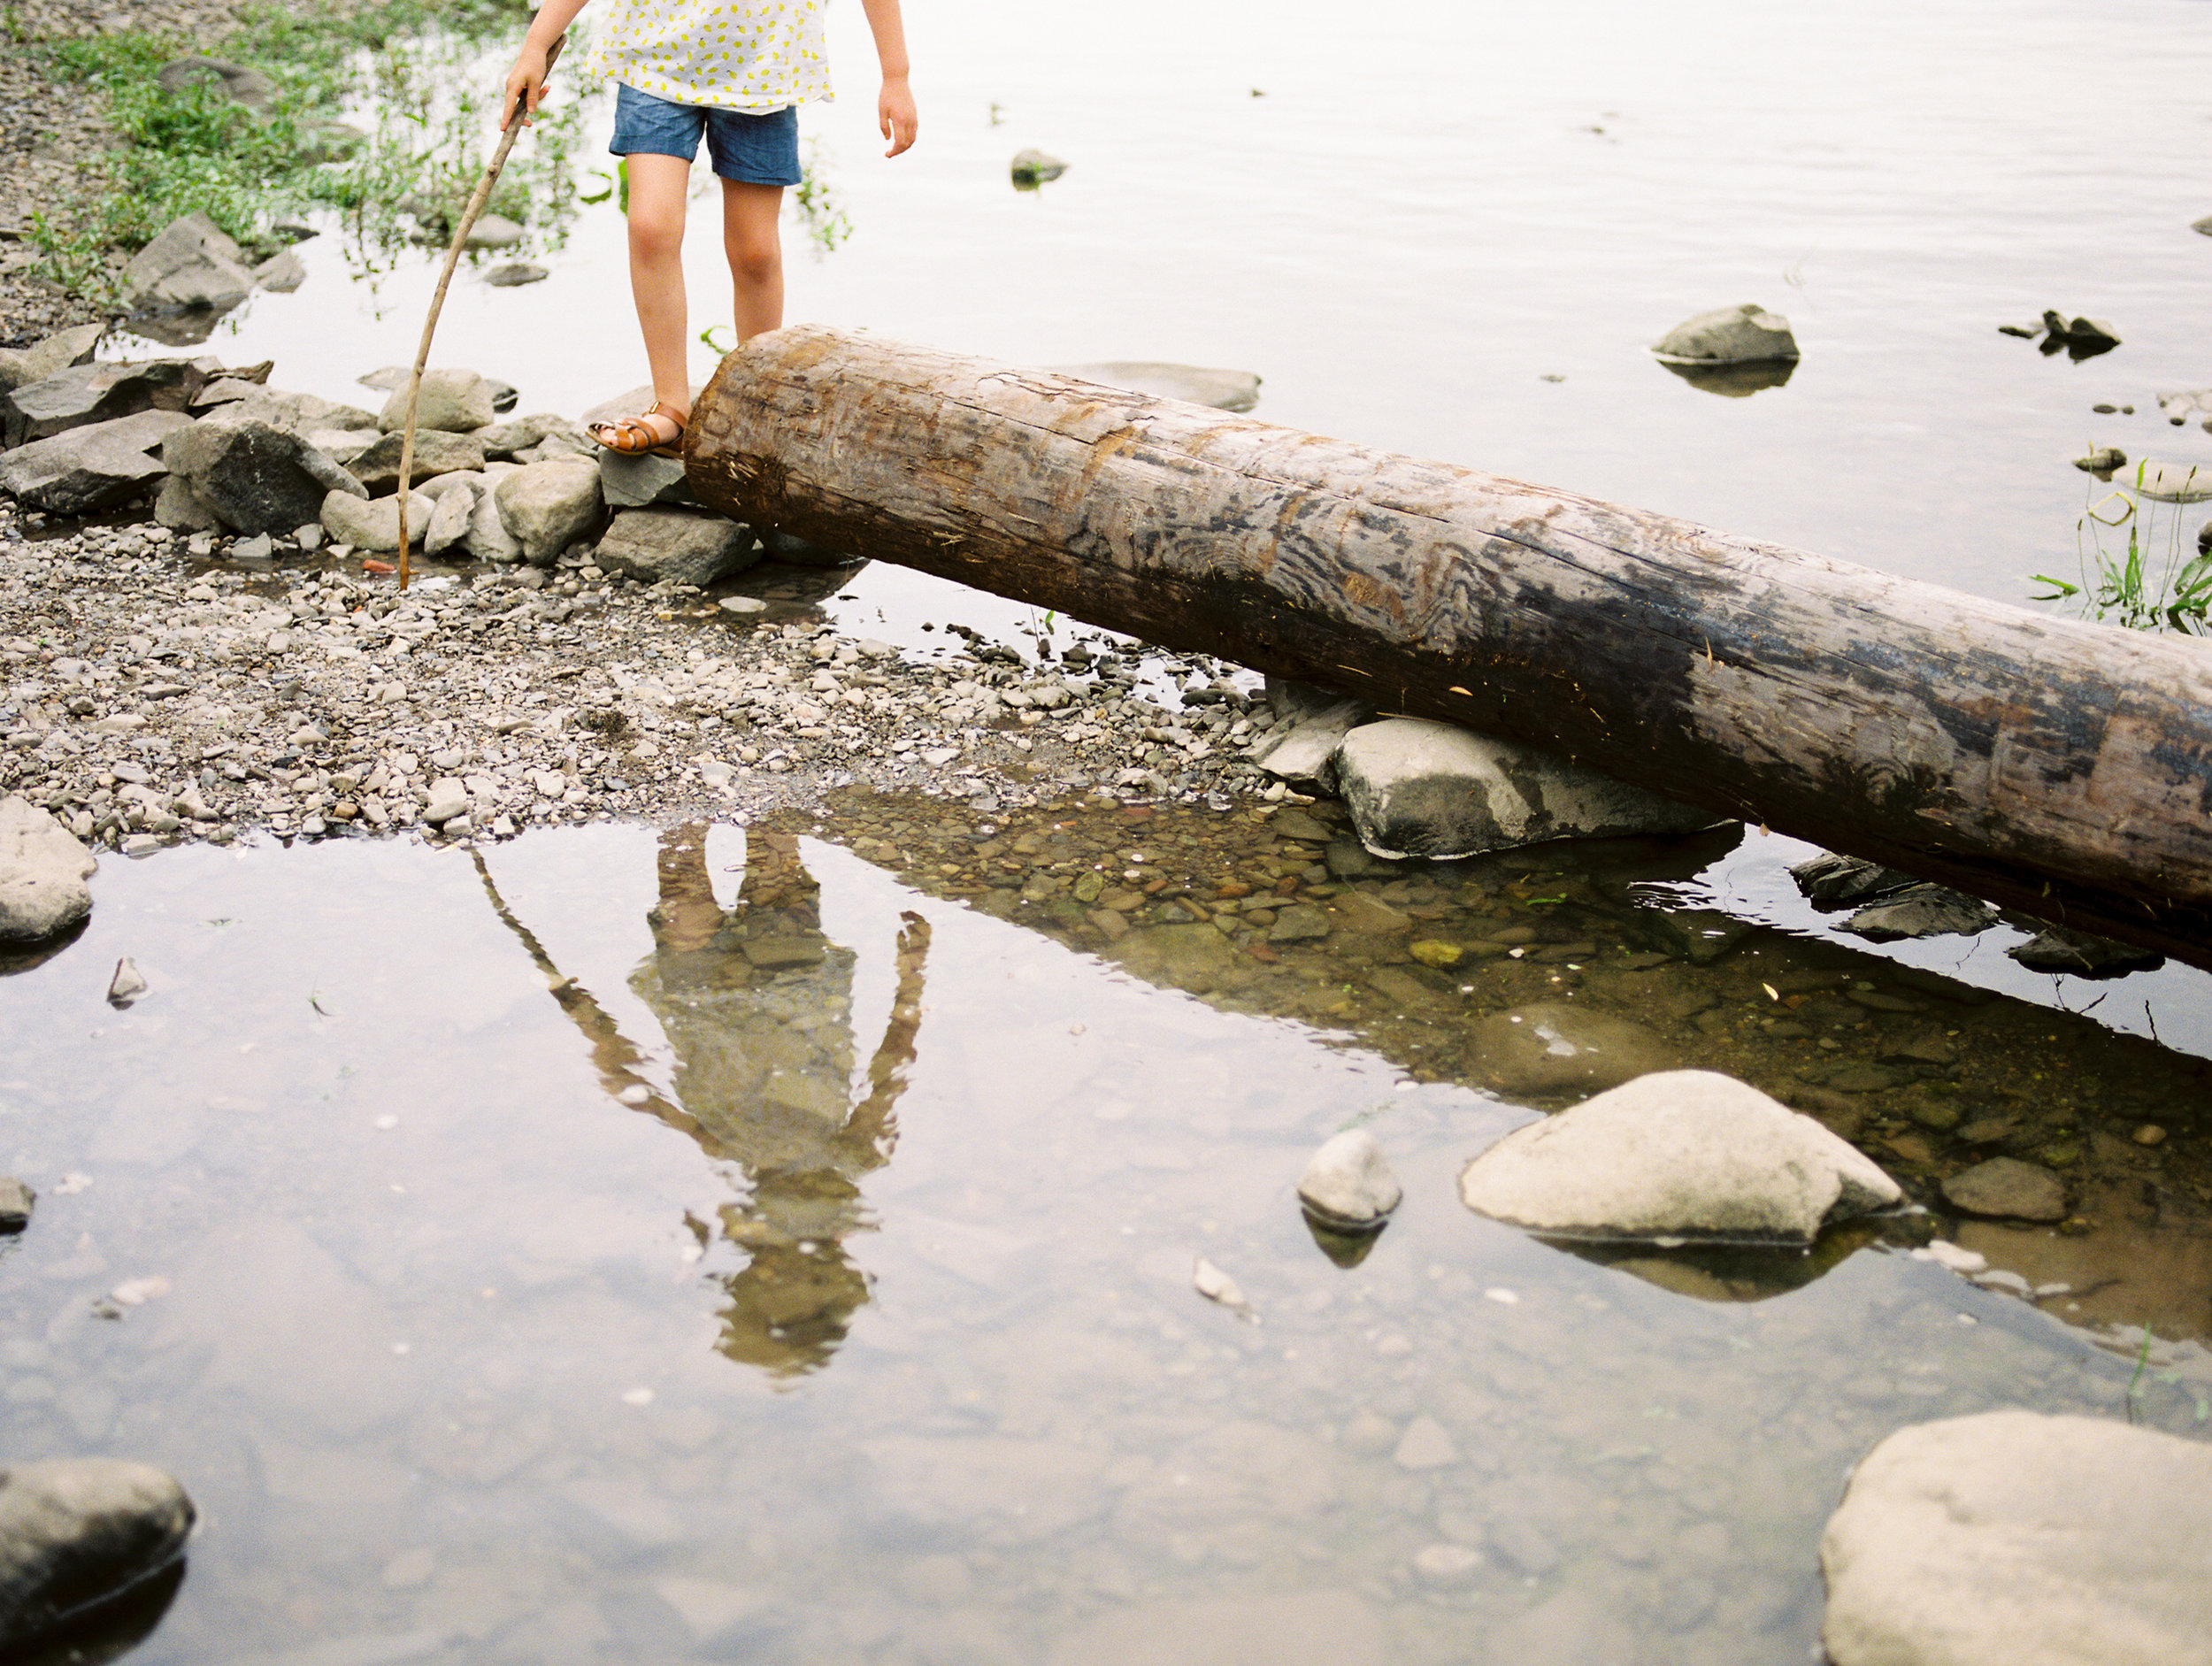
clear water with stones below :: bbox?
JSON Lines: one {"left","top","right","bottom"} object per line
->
{"left": 42, "top": 0, "right": 2212, "bottom": 1656}
{"left": 0, "top": 813, "right": 2204, "bottom": 1665}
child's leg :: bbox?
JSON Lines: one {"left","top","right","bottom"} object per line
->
{"left": 721, "top": 180, "right": 785, "bottom": 341}
{"left": 624, "top": 152, "right": 696, "bottom": 420}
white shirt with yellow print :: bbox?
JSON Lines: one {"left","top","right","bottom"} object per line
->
{"left": 586, "top": 0, "right": 833, "bottom": 112}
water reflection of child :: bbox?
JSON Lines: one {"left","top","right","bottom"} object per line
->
{"left": 501, "top": 0, "right": 918, "bottom": 457}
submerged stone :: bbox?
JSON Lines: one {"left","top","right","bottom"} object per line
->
{"left": 1940, "top": 1156, "right": 2067, "bottom": 1223}
{"left": 1465, "top": 1002, "right": 1679, "bottom": 1097}
{"left": 1821, "top": 1410, "right": 2212, "bottom": 1666}
{"left": 1458, "top": 1069, "right": 1901, "bottom": 1244}
{"left": 1845, "top": 882, "right": 1997, "bottom": 941}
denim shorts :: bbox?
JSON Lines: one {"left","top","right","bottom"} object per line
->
{"left": 609, "top": 82, "right": 801, "bottom": 188}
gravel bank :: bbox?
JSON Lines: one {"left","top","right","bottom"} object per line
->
{"left": 0, "top": 500, "right": 1290, "bottom": 851}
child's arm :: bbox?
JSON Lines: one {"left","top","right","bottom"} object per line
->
{"left": 503, "top": 0, "right": 594, "bottom": 128}
{"left": 860, "top": 0, "right": 918, "bottom": 157}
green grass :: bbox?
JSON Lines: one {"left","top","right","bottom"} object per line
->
{"left": 27, "top": 0, "right": 593, "bottom": 302}
{"left": 2032, "top": 466, "right": 2212, "bottom": 634}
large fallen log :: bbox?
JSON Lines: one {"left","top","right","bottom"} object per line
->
{"left": 686, "top": 325, "right": 2212, "bottom": 967}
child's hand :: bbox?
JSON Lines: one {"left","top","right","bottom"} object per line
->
{"left": 503, "top": 49, "right": 548, "bottom": 130}
{"left": 879, "top": 75, "right": 918, "bottom": 157}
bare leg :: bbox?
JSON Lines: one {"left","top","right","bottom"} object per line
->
{"left": 624, "top": 152, "right": 695, "bottom": 425}
{"left": 722, "top": 179, "right": 786, "bottom": 341}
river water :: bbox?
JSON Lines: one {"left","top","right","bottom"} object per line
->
{"left": 39, "top": 0, "right": 2212, "bottom": 1658}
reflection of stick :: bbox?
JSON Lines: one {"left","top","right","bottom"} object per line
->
{"left": 467, "top": 845, "right": 720, "bottom": 1154}
{"left": 394, "top": 34, "right": 565, "bottom": 591}
{"left": 847, "top": 910, "right": 930, "bottom": 1160}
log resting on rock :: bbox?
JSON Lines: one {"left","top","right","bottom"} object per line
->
{"left": 684, "top": 325, "right": 2212, "bottom": 966}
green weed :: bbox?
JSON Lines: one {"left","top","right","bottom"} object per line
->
{"left": 2032, "top": 465, "right": 2212, "bottom": 633}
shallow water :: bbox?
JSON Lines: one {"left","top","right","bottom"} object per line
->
{"left": 110, "top": 0, "right": 2212, "bottom": 642}
{"left": 42, "top": 0, "right": 2212, "bottom": 1654}
{"left": 1, "top": 821, "right": 2207, "bottom": 1663}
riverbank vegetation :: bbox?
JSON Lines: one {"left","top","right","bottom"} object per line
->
{"left": 27, "top": 0, "right": 592, "bottom": 301}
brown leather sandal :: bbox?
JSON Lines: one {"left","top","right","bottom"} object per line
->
{"left": 590, "top": 400, "right": 687, "bottom": 457}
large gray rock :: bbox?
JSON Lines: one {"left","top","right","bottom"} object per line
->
{"left": 597, "top": 449, "right": 695, "bottom": 508}
{"left": 120, "top": 212, "right": 257, "bottom": 314}
{"left": 1821, "top": 1411, "right": 2212, "bottom": 1666}
{"left": 495, "top": 459, "right": 603, "bottom": 564}
{"left": 1050, "top": 361, "right": 1262, "bottom": 412}
{"left": 0, "top": 410, "right": 192, "bottom": 515}
{"left": 319, "top": 488, "right": 435, "bottom": 553}
{"left": 0, "top": 323, "right": 104, "bottom": 395}
{"left": 1249, "top": 699, "right": 1371, "bottom": 791}
{"left": 594, "top": 508, "right": 759, "bottom": 586}
{"left": 1297, "top": 1128, "right": 1402, "bottom": 1232}
{"left": 3, "top": 358, "right": 205, "bottom": 448}
{"left": 1651, "top": 303, "right": 1801, "bottom": 365}
{"left": 377, "top": 368, "right": 495, "bottom": 434}
{"left": 161, "top": 417, "right": 364, "bottom": 534}
{"left": 154, "top": 54, "right": 273, "bottom": 111}
{"left": 153, "top": 474, "right": 224, "bottom": 533}
{"left": 422, "top": 476, "right": 480, "bottom": 555}
{"left": 1458, "top": 1070, "right": 1901, "bottom": 1243}
{"left": 465, "top": 480, "right": 522, "bottom": 561}
{"left": 345, "top": 428, "right": 488, "bottom": 494}
{"left": 0, "top": 1457, "right": 196, "bottom": 1648}
{"left": 1333, "top": 718, "right": 1711, "bottom": 859}
{"left": 0, "top": 796, "right": 97, "bottom": 943}
{"left": 1466, "top": 1002, "right": 1680, "bottom": 1097}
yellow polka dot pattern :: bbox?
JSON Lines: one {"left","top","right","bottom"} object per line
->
{"left": 585, "top": 0, "right": 833, "bottom": 111}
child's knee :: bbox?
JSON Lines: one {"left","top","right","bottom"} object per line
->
{"left": 727, "top": 233, "right": 780, "bottom": 287}
{"left": 627, "top": 206, "right": 686, "bottom": 263}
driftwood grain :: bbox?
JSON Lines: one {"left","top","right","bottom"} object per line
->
{"left": 685, "top": 325, "right": 2212, "bottom": 966}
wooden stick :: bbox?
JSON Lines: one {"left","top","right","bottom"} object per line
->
{"left": 394, "top": 34, "right": 565, "bottom": 589}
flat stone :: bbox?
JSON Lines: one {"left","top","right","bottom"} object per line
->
{"left": 1048, "top": 361, "right": 1262, "bottom": 412}
{"left": 377, "top": 368, "right": 495, "bottom": 434}
{"left": 1790, "top": 851, "right": 1919, "bottom": 907}
{"left": 154, "top": 54, "right": 273, "bottom": 110}
{"left": 1940, "top": 1157, "right": 2068, "bottom": 1223}
{"left": 0, "top": 1457, "right": 195, "bottom": 1648}
{"left": 120, "top": 212, "right": 257, "bottom": 313}
{"left": 1652, "top": 303, "right": 1801, "bottom": 365}
{"left": 1297, "top": 1128, "right": 1402, "bottom": 1231}
{"left": 0, "top": 323, "right": 104, "bottom": 395}
{"left": 1010, "top": 147, "right": 1069, "bottom": 187}
{"left": 1266, "top": 903, "right": 1332, "bottom": 943}
{"left": 598, "top": 449, "right": 696, "bottom": 509}
{"left": 1846, "top": 883, "right": 1998, "bottom": 941}
{"left": 2, "top": 357, "right": 204, "bottom": 447}
{"left": 2131, "top": 460, "right": 2212, "bottom": 503}
{"left": 161, "top": 416, "right": 363, "bottom": 534}
{"left": 1334, "top": 718, "right": 1710, "bottom": 860}
{"left": 0, "top": 411, "right": 191, "bottom": 516}
{"left": 1459, "top": 1069, "right": 1901, "bottom": 1244}
{"left": 475, "top": 412, "right": 584, "bottom": 459}
{"left": 482, "top": 262, "right": 548, "bottom": 287}
{"left": 1465, "top": 1002, "right": 1681, "bottom": 1097}
{"left": 0, "top": 1177, "right": 33, "bottom": 1232}
{"left": 343, "top": 428, "right": 488, "bottom": 494}
{"left": 495, "top": 459, "right": 603, "bottom": 564}
{"left": 1821, "top": 1410, "right": 2212, "bottom": 1666}
{"left": 1248, "top": 699, "right": 1369, "bottom": 790}
{"left": 2006, "top": 925, "right": 2164, "bottom": 979}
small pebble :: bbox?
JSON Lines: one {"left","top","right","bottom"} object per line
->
{"left": 2133, "top": 1124, "right": 2168, "bottom": 1146}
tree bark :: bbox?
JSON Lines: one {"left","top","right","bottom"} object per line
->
{"left": 685, "top": 325, "right": 2212, "bottom": 967}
